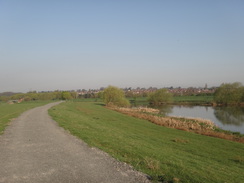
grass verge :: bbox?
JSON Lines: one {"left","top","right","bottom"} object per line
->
{"left": 49, "top": 101, "right": 244, "bottom": 183}
{"left": 0, "top": 101, "right": 54, "bottom": 134}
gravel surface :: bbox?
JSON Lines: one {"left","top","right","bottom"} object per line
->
{"left": 0, "top": 102, "right": 151, "bottom": 183}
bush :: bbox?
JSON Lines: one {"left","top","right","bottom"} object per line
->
{"left": 103, "top": 86, "right": 130, "bottom": 107}
{"left": 148, "top": 89, "right": 173, "bottom": 105}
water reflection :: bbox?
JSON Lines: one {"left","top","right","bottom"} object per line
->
{"left": 148, "top": 105, "right": 173, "bottom": 116}
{"left": 149, "top": 105, "right": 244, "bottom": 134}
{"left": 214, "top": 107, "right": 244, "bottom": 126}
{"left": 132, "top": 101, "right": 244, "bottom": 134}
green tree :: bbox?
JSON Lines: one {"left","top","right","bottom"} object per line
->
{"left": 38, "top": 92, "right": 56, "bottom": 100}
{"left": 54, "top": 91, "right": 63, "bottom": 100}
{"left": 214, "top": 82, "right": 243, "bottom": 105}
{"left": 125, "top": 91, "right": 134, "bottom": 98}
{"left": 103, "top": 86, "right": 130, "bottom": 107}
{"left": 27, "top": 92, "right": 39, "bottom": 100}
{"left": 62, "top": 91, "right": 72, "bottom": 100}
{"left": 148, "top": 89, "right": 173, "bottom": 105}
{"left": 241, "top": 87, "right": 244, "bottom": 102}
{"left": 97, "top": 91, "right": 104, "bottom": 99}
{"left": 0, "top": 96, "right": 8, "bottom": 102}
{"left": 69, "top": 92, "right": 77, "bottom": 99}
{"left": 11, "top": 93, "right": 25, "bottom": 100}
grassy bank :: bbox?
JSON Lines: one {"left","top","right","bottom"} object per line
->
{"left": 111, "top": 107, "right": 244, "bottom": 143}
{"left": 129, "top": 95, "right": 214, "bottom": 106}
{"left": 49, "top": 101, "right": 244, "bottom": 183}
{"left": 173, "top": 95, "right": 214, "bottom": 105}
{"left": 0, "top": 101, "right": 53, "bottom": 134}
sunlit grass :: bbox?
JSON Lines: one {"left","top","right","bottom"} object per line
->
{"left": 49, "top": 101, "right": 244, "bottom": 183}
{"left": 0, "top": 101, "right": 53, "bottom": 134}
{"left": 111, "top": 106, "right": 244, "bottom": 143}
{"left": 128, "top": 95, "right": 214, "bottom": 106}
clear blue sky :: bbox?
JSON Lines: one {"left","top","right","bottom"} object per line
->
{"left": 1, "top": 0, "right": 244, "bottom": 92}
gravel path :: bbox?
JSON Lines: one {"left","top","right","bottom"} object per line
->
{"left": 0, "top": 102, "right": 150, "bottom": 183}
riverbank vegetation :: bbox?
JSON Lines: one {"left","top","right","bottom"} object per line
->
{"left": 49, "top": 101, "right": 244, "bottom": 183}
{"left": 148, "top": 89, "right": 173, "bottom": 105}
{"left": 111, "top": 106, "right": 244, "bottom": 143}
{"left": 0, "top": 101, "right": 52, "bottom": 134}
{"left": 214, "top": 82, "right": 244, "bottom": 106}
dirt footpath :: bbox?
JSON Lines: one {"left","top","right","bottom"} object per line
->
{"left": 0, "top": 102, "right": 150, "bottom": 183}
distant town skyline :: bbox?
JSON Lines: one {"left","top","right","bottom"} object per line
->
{"left": 0, "top": 85, "right": 217, "bottom": 98}
{"left": 1, "top": 1, "right": 244, "bottom": 92}
{"left": 0, "top": 84, "right": 220, "bottom": 94}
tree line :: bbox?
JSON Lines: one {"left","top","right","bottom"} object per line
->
{"left": 102, "top": 83, "right": 244, "bottom": 107}
{"left": 1, "top": 82, "right": 243, "bottom": 106}
{"left": 102, "top": 86, "right": 173, "bottom": 107}
{"left": 0, "top": 91, "right": 77, "bottom": 102}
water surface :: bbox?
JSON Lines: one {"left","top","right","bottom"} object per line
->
{"left": 158, "top": 105, "right": 244, "bottom": 134}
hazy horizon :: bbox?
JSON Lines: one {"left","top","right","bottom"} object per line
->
{"left": 1, "top": 1, "right": 244, "bottom": 92}
{"left": 0, "top": 83, "right": 224, "bottom": 93}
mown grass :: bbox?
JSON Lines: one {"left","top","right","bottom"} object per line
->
{"left": 49, "top": 101, "right": 244, "bottom": 183}
{"left": 173, "top": 95, "right": 214, "bottom": 103}
{"left": 129, "top": 95, "right": 214, "bottom": 106}
{"left": 0, "top": 101, "right": 53, "bottom": 134}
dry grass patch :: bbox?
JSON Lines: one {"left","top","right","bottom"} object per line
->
{"left": 233, "top": 156, "right": 244, "bottom": 164}
{"left": 172, "top": 138, "right": 189, "bottom": 144}
{"left": 144, "top": 157, "right": 161, "bottom": 171}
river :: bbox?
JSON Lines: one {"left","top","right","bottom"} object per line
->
{"left": 157, "top": 105, "right": 244, "bottom": 134}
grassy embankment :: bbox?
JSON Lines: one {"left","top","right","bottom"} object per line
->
{"left": 49, "top": 101, "right": 244, "bottom": 183}
{"left": 111, "top": 107, "right": 244, "bottom": 143}
{"left": 0, "top": 101, "right": 53, "bottom": 134}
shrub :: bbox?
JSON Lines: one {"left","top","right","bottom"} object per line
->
{"left": 214, "top": 82, "right": 244, "bottom": 105}
{"left": 103, "top": 86, "right": 130, "bottom": 107}
{"left": 148, "top": 89, "right": 173, "bottom": 105}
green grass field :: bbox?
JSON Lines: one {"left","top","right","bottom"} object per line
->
{"left": 49, "top": 101, "right": 244, "bottom": 183}
{"left": 0, "top": 101, "right": 53, "bottom": 134}
{"left": 173, "top": 95, "right": 214, "bottom": 103}
{"left": 129, "top": 95, "right": 214, "bottom": 106}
